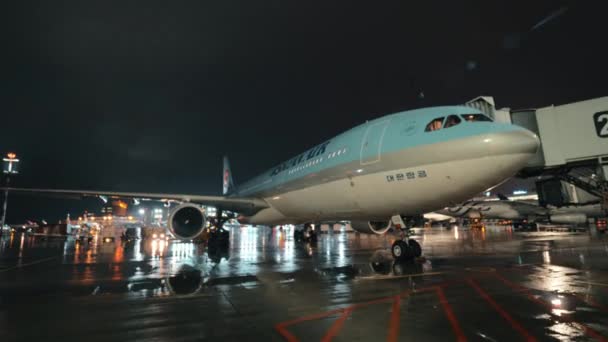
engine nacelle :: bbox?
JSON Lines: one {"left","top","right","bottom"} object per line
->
{"left": 168, "top": 203, "right": 207, "bottom": 240}
{"left": 550, "top": 213, "right": 587, "bottom": 224}
{"left": 350, "top": 220, "right": 391, "bottom": 235}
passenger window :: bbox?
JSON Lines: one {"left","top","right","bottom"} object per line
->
{"left": 461, "top": 114, "right": 493, "bottom": 122}
{"left": 424, "top": 117, "right": 444, "bottom": 132}
{"left": 443, "top": 115, "right": 461, "bottom": 128}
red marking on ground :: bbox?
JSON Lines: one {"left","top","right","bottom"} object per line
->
{"left": 467, "top": 278, "right": 537, "bottom": 341}
{"left": 275, "top": 307, "right": 345, "bottom": 330}
{"left": 275, "top": 284, "right": 468, "bottom": 342}
{"left": 320, "top": 308, "right": 353, "bottom": 342}
{"left": 387, "top": 295, "right": 401, "bottom": 342}
{"left": 275, "top": 324, "right": 299, "bottom": 342}
{"left": 493, "top": 273, "right": 608, "bottom": 342}
{"left": 274, "top": 296, "right": 396, "bottom": 342}
{"left": 435, "top": 286, "right": 467, "bottom": 342}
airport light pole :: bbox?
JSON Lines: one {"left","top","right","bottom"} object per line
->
{"left": 1, "top": 153, "right": 19, "bottom": 237}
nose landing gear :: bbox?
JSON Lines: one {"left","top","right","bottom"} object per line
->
{"left": 390, "top": 215, "right": 422, "bottom": 262}
{"left": 391, "top": 239, "right": 422, "bottom": 261}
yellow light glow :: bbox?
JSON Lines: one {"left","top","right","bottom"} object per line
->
{"left": 7, "top": 152, "right": 16, "bottom": 159}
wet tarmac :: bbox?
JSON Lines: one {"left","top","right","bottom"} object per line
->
{"left": 1, "top": 225, "right": 608, "bottom": 341}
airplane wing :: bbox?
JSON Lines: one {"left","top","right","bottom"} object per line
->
{"left": 2, "top": 187, "right": 269, "bottom": 215}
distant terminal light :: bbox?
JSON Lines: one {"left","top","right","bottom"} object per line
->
{"left": 513, "top": 190, "right": 528, "bottom": 195}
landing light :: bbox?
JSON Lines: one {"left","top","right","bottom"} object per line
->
{"left": 152, "top": 233, "right": 158, "bottom": 239}
{"left": 356, "top": 169, "right": 363, "bottom": 173}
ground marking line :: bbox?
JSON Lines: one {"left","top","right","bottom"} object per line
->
{"left": 274, "top": 290, "right": 417, "bottom": 341}
{"left": 466, "top": 278, "right": 536, "bottom": 341}
{"left": 492, "top": 273, "right": 608, "bottom": 342}
{"left": 0, "top": 256, "right": 56, "bottom": 273}
{"left": 320, "top": 308, "right": 353, "bottom": 342}
{"left": 435, "top": 286, "right": 467, "bottom": 342}
{"left": 356, "top": 271, "right": 445, "bottom": 281}
{"left": 574, "top": 281, "right": 608, "bottom": 288}
{"left": 274, "top": 284, "right": 463, "bottom": 342}
{"left": 570, "top": 293, "right": 608, "bottom": 312}
{"left": 387, "top": 295, "right": 401, "bottom": 342}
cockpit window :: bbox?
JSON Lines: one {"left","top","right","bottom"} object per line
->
{"left": 443, "top": 115, "right": 461, "bottom": 128}
{"left": 424, "top": 117, "right": 444, "bottom": 132}
{"left": 461, "top": 114, "right": 493, "bottom": 122}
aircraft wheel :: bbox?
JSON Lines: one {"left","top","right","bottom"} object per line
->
{"left": 208, "top": 230, "right": 229, "bottom": 248}
{"left": 294, "top": 229, "right": 304, "bottom": 242}
{"left": 391, "top": 240, "right": 413, "bottom": 261}
{"left": 408, "top": 239, "right": 422, "bottom": 258}
{"left": 308, "top": 230, "right": 318, "bottom": 243}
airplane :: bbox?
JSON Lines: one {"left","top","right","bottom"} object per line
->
{"left": 5, "top": 105, "right": 539, "bottom": 260}
{"left": 437, "top": 196, "right": 547, "bottom": 224}
{"left": 435, "top": 195, "right": 606, "bottom": 228}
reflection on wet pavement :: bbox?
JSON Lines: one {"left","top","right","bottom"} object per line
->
{"left": 1, "top": 225, "right": 608, "bottom": 341}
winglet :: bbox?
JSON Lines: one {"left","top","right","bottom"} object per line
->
{"left": 222, "top": 156, "right": 236, "bottom": 195}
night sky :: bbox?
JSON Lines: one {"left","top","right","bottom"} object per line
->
{"left": 0, "top": 1, "right": 606, "bottom": 223}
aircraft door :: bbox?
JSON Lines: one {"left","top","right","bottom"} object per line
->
{"left": 360, "top": 120, "right": 390, "bottom": 165}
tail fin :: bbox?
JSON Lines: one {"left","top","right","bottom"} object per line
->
{"left": 222, "top": 156, "right": 236, "bottom": 195}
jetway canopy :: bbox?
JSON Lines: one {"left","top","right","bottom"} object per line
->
{"left": 512, "top": 97, "right": 608, "bottom": 169}
{"left": 467, "top": 96, "right": 608, "bottom": 172}
{"left": 466, "top": 96, "right": 608, "bottom": 209}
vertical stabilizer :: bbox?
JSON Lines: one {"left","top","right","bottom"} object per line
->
{"left": 222, "top": 156, "right": 236, "bottom": 195}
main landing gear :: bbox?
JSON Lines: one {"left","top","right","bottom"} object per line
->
{"left": 294, "top": 223, "right": 317, "bottom": 243}
{"left": 390, "top": 215, "right": 422, "bottom": 262}
{"left": 207, "top": 209, "right": 230, "bottom": 250}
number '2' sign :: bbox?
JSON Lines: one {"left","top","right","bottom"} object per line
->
{"left": 594, "top": 111, "right": 608, "bottom": 138}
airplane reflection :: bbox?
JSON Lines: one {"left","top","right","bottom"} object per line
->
{"left": 165, "top": 265, "right": 204, "bottom": 295}
{"left": 367, "top": 250, "right": 431, "bottom": 277}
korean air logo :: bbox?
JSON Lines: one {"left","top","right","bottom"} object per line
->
{"left": 223, "top": 170, "right": 230, "bottom": 193}
{"left": 594, "top": 111, "right": 608, "bottom": 138}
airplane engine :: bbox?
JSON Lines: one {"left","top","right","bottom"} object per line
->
{"left": 168, "top": 203, "right": 207, "bottom": 240}
{"left": 550, "top": 213, "right": 587, "bottom": 224}
{"left": 350, "top": 220, "right": 391, "bottom": 234}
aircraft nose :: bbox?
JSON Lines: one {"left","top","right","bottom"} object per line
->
{"left": 485, "top": 126, "right": 540, "bottom": 156}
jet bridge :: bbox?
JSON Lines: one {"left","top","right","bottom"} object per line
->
{"left": 465, "top": 96, "right": 608, "bottom": 212}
